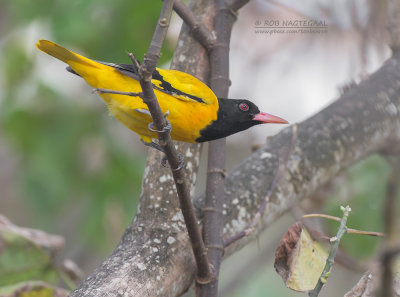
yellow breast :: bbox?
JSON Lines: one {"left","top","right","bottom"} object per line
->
{"left": 105, "top": 88, "right": 218, "bottom": 143}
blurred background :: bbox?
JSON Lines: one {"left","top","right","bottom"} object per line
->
{"left": 0, "top": 0, "right": 397, "bottom": 296}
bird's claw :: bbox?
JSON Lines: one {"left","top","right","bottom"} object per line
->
{"left": 141, "top": 139, "right": 165, "bottom": 153}
{"left": 161, "top": 153, "right": 185, "bottom": 171}
{"left": 136, "top": 108, "right": 172, "bottom": 134}
{"left": 141, "top": 110, "right": 183, "bottom": 170}
{"left": 135, "top": 109, "right": 169, "bottom": 118}
{"left": 148, "top": 117, "right": 172, "bottom": 134}
{"left": 135, "top": 108, "right": 151, "bottom": 116}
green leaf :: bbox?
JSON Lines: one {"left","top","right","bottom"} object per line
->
{"left": 275, "top": 223, "right": 329, "bottom": 292}
{"left": 0, "top": 281, "right": 68, "bottom": 297}
{"left": 0, "top": 231, "right": 58, "bottom": 286}
{"left": 0, "top": 216, "right": 65, "bottom": 286}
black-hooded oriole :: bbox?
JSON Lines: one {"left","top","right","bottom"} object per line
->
{"left": 36, "top": 40, "right": 288, "bottom": 145}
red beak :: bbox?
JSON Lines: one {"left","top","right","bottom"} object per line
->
{"left": 253, "top": 112, "right": 288, "bottom": 124}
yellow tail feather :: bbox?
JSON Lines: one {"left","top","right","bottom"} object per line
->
{"left": 36, "top": 39, "right": 99, "bottom": 69}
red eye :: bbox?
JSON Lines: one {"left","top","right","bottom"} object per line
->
{"left": 239, "top": 103, "right": 249, "bottom": 111}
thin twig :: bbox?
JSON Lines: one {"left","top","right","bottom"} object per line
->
{"left": 173, "top": 0, "right": 216, "bottom": 50}
{"left": 302, "top": 214, "right": 385, "bottom": 237}
{"left": 93, "top": 88, "right": 143, "bottom": 98}
{"left": 224, "top": 124, "right": 298, "bottom": 247}
{"left": 136, "top": 0, "right": 212, "bottom": 283}
{"left": 197, "top": 0, "right": 234, "bottom": 295}
{"left": 347, "top": 229, "right": 384, "bottom": 237}
{"left": 309, "top": 205, "right": 351, "bottom": 297}
{"left": 302, "top": 213, "right": 341, "bottom": 222}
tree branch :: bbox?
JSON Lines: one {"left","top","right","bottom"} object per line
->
{"left": 69, "top": 0, "right": 216, "bottom": 296}
{"left": 309, "top": 206, "right": 351, "bottom": 297}
{"left": 173, "top": 0, "right": 216, "bottom": 50}
{"left": 378, "top": 158, "right": 400, "bottom": 297}
{"left": 223, "top": 124, "right": 297, "bottom": 247}
{"left": 135, "top": 0, "right": 213, "bottom": 284}
{"left": 70, "top": 49, "right": 400, "bottom": 297}
{"left": 197, "top": 0, "right": 238, "bottom": 295}
{"left": 212, "top": 53, "right": 400, "bottom": 257}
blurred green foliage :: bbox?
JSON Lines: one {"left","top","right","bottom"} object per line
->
{"left": 1, "top": 1, "right": 172, "bottom": 63}
{"left": 325, "top": 155, "right": 398, "bottom": 259}
{"left": 0, "top": 216, "right": 78, "bottom": 294}
{"left": 224, "top": 155, "right": 399, "bottom": 297}
{"left": 0, "top": 0, "right": 174, "bottom": 258}
{"left": 0, "top": 229, "right": 58, "bottom": 287}
{"left": 0, "top": 281, "right": 69, "bottom": 297}
{"left": 1, "top": 1, "right": 398, "bottom": 296}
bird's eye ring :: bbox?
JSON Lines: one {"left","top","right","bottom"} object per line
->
{"left": 239, "top": 102, "right": 249, "bottom": 111}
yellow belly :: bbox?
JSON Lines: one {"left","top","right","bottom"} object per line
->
{"left": 106, "top": 90, "right": 216, "bottom": 143}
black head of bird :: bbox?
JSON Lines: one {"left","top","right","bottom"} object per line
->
{"left": 197, "top": 98, "right": 288, "bottom": 142}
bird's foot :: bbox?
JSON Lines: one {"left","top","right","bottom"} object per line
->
{"left": 141, "top": 139, "right": 165, "bottom": 153}
{"left": 161, "top": 153, "right": 185, "bottom": 171}
{"left": 136, "top": 109, "right": 171, "bottom": 134}
{"left": 141, "top": 111, "right": 183, "bottom": 170}
{"left": 135, "top": 108, "right": 151, "bottom": 116}
{"left": 141, "top": 139, "right": 184, "bottom": 171}
{"left": 147, "top": 112, "right": 172, "bottom": 135}
{"left": 94, "top": 88, "right": 142, "bottom": 97}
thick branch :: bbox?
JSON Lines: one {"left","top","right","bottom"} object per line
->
{"left": 69, "top": 41, "right": 400, "bottom": 297}
{"left": 69, "top": 0, "right": 215, "bottom": 296}
{"left": 213, "top": 53, "right": 400, "bottom": 256}
{"left": 173, "top": 0, "right": 215, "bottom": 50}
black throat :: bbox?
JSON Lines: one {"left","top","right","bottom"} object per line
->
{"left": 196, "top": 98, "right": 260, "bottom": 142}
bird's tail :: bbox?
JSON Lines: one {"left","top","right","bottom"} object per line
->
{"left": 36, "top": 39, "right": 101, "bottom": 70}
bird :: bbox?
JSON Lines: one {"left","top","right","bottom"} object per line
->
{"left": 36, "top": 40, "right": 288, "bottom": 150}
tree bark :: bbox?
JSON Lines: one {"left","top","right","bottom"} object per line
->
{"left": 67, "top": 0, "right": 400, "bottom": 284}
{"left": 198, "top": 0, "right": 235, "bottom": 295}
{"left": 215, "top": 51, "right": 400, "bottom": 256}
{"left": 70, "top": 43, "right": 400, "bottom": 296}
{"left": 69, "top": 0, "right": 214, "bottom": 296}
